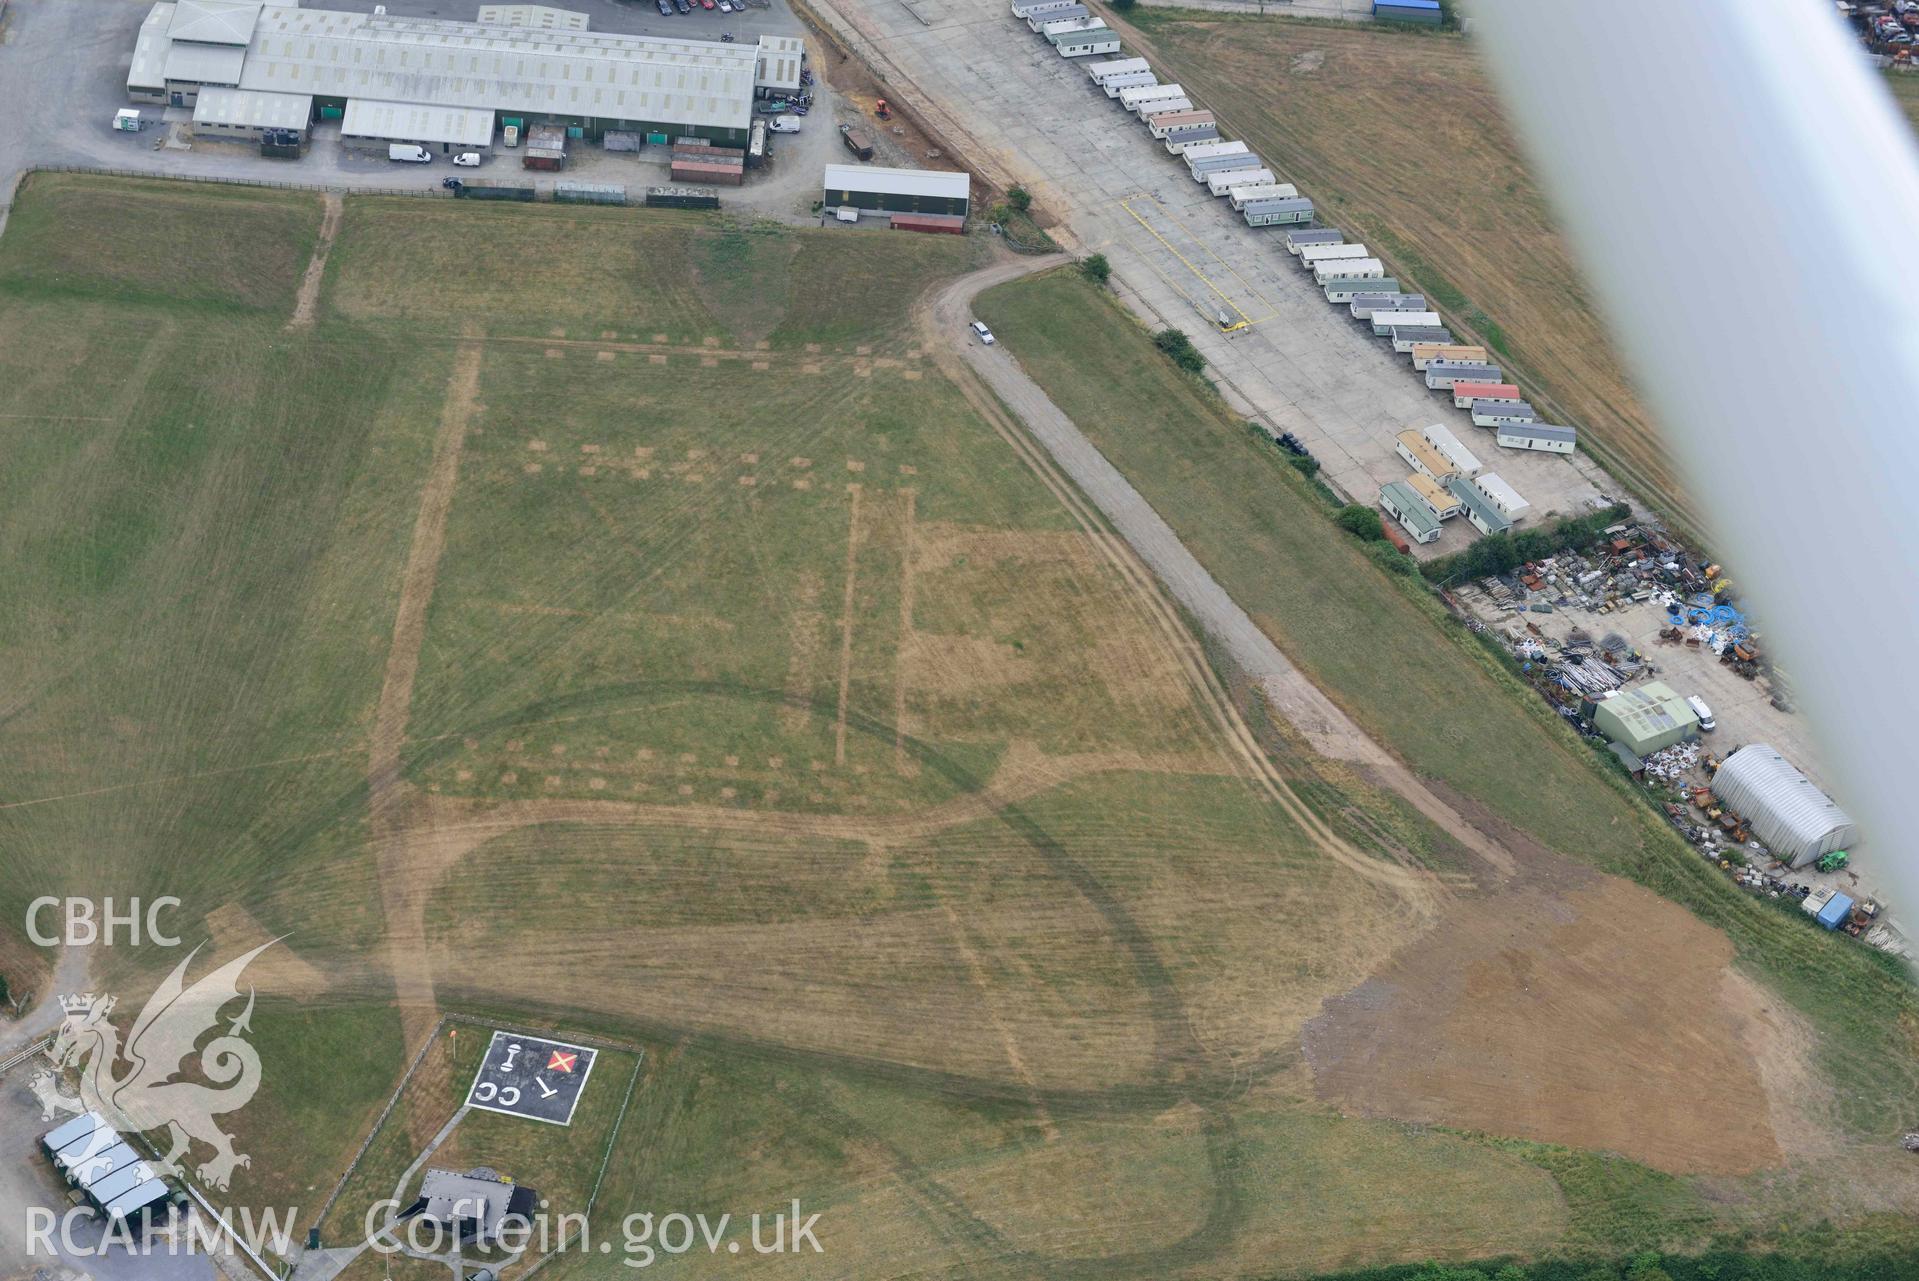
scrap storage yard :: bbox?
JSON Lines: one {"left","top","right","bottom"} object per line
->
{"left": 805, "top": 0, "right": 1627, "bottom": 565}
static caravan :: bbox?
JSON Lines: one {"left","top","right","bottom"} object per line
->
{"left": 1425, "top": 360, "right": 1504, "bottom": 390}
{"left": 1349, "top": 292, "right": 1425, "bottom": 319}
{"left": 1137, "top": 98, "right": 1195, "bottom": 121}
{"left": 1472, "top": 472, "right": 1531, "bottom": 521}
{"left": 1012, "top": 0, "right": 1081, "bottom": 17}
{"left": 1495, "top": 423, "right": 1578, "bottom": 454}
{"left": 1149, "top": 110, "right": 1214, "bottom": 139}
{"left": 1380, "top": 481, "right": 1442, "bottom": 544}
{"left": 1408, "top": 473, "right": 1464, "bottom": 521}
{"left": 1450, "top": 381, "right": 1521, "bottom": 408}
{"left": 1242, "top": 197, "right": 1314, "bottom": 227}
{"left": 1178, "top": 138, "right": 1247, "bottom": 166}
{"left": 1298, "top": 242, "right": 1367, "bottom": 266}
{"left": 1182, "top": 151, "right": 1258, "bottom": 181}
{"left": 1314, "top": 257, "right": 1386, "bottom": 284}
{"left": 1371, "top": 309, "right": 1443, "bottom": 335}
{"left": 1446, "top": 476, "right": 1512, "bottom": 535}
{"left": 1228, "top": 182, "right": 1297, "bottom": 210}
{"left": 1285, "top": 227, "right": 1344, "bottom": 254}
{"left": 1396, "top": 430, "right": 1459, "bottom": 482}
{"left": 1040, "top": 16, "right": 1104, "bottom": 38}
{"left": 1034, "top": 9, "right": 1093, "bottom": 33}
{"left": 1209, "top": 167, "right": 1276, "bottom": 196}
{"left": 1052, "top": 28, "right": 1121, "bottom": 56}
{"left": 1387, "top": 324, "right": 1452, "bottom": 350}
{"left": 1421, "top": 422, "right": 1482, "bottom": 477}
{"left": 1105, "top": 70, "right": 1160, "bottom": 98}
{"left": 1195, "top": 159, "right": 1267, "bottom": 189}
{"left": 1410, "top": 343, "right": 1489, "bottom": 371}
{"left": 1471, "top": 400, "right": 1538, "bottom": 426}
{"left": 1120, "top": 83, "right": 1188, "bottom": 112}
{"left": 1326, "top": 277, "right": 1403, "bottom": 303}
{"left": 1162, "top": 125, "right": 1223, "bottom": 154}
{"left": 1085, "top": 56, "right": 1150, "bottom": 84}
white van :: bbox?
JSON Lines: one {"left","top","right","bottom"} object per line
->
{"left": 388, "top": 143, "right": 433, "bottom": 163}
{"left": 767, "top": 115, "right": 802, "bottom": 133}
{"left": 1687, "top": 695, "right": 1716, "bottom": 732}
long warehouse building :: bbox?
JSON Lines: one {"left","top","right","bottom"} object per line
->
{"left": 130, "top": 0, "right": 794, "bottom": 150}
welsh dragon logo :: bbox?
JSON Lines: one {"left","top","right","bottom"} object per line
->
{"left": 36, "top": 940, "right": 274, "bottom": 1191}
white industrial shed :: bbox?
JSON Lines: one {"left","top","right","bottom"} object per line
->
{"left": 1711, "top": 745, "right": 1859, "bottom": 868}
{"left": 342, "top": 99, "right": 498, "bottom": 154}
{"left": 823, "top": 164, "right": 971, "bottom": 217}
{"left": 192, "top": 86, "right": 313, "bottom": 140}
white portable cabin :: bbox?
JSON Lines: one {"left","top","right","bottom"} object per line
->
{"left": 1190, "top": 152, "right": 1263, "bottom": 182}
{"left": 1085, "top": 56, "right": 1150, "bottom": 84}
{"left": 1178, "top": 138, "right": 1246, "bottom": 165}
{"left": 1327, "top": 277, "right": 1403, "bottom": 303}
{"left": 1380, "top": 482, "right": 1443, "bottom": 544}
{"left": 1471, "top": 401, "right": 1537, "bottom": 426}
{"left": 1039, "top": 15, "right": 1104, "bottom": 36}
{"left": 1371, "top": 309, "right": 1443, "bottom": 335}
{"left": 1472, "top": 472, "right": 1531, "bottom": 520}
{"left": 1389, "top": 325, "right": 1454, "bottom": 351}
{"left": 1242, "top": 197, "right": 1314, "bottom": 227}
{"left": 1450, "top": 382, "right": 1520, "bottom": 407}
{"left": 1012, "top": 0, "right": 1080, "bottom": 17}
{"left": 1297, "top": 242, "right": 1368, "bottom": 265}
{"left": 1495, "top": 423, "right": 1577, "bottom": 454}
{"left": 1053, "top": 28, "right": 1121, "bottom": 56}
{"left": 1209, "top": 167, "right": 1276, "bottom": 196}
{"left": 1150, "top": 111, "right": 1216, "bottom": 140}
{"left": 1410, "top": 343, "right": 1490, "bottom": 371}
{"left": 1106, "top": 70, "right": 1160, "bottom": 98}
{"left": 1228, "top": 182, "right": 1297, "bottom": 210}
{"left": 1285, "top": 227, "right": 1344, "bottom": 254}
{"left": 1314, "top": 257, "right": 1386, "bottom": 284}
{"left": 1161, "top": 126, "right": 1223, "bottom": 154}
{"left": 1421, "top": 422, "right": 1482, "bottom": 477}
{"left": 1137, "top": 98, "right": 1195, "bottom": 120}
{"left": 1120, "top": 83, "right": 1188, "bottom": 112}
{"left": 1425, "top": 360, "right": 1504, "bottom": 389}
{"left": 1349, "top": 292, "right": 1425, "bottom": 319}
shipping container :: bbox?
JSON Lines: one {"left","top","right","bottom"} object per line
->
{"left": 1326, "top": 277, "right": 1403, "bottom": 304}
{"left": 1387, "top": 324, "right": 1453, "bottom": 350}
{"left": 1348, "top": 292, "right": 1425, "bottom": 319}
{"left": 521, "top": 148, "right": 565, "bottom": 171}
{"left": 1297, "top": 243, "right": 1369, "bottom": 265}
{"left": 1085, "top": 56, "right": 1151, "bottom": 84}
{"left": 555, "top": 181, "right": 626, "bottom": 205}
{"left": 673, "top": 159, "right": 744, "bottom": 186}
{"left": 1314, "top": 257, "right": 1386, "bottom": 284}
{"left": 646, "top": 185, "right": 721, "bottom": 210}
{"left": 1371, "top": 309, "right": 1443, "bottom": 335}
{"left": 1285, "top": 227, "right": 1344, "bottom": 254}
{"left": 1227, "top": 182, "right": 1297, "bottom": 210}
{"left": 1410, "top": 343, "right": 1489, "bottom": 371}
{"left": 1471, "top": 472, "right": 1530, "bottom": 520}
{"left": 747, "top": 121, "right": 766, "bottom": 169}
{"left": 1450, "top": 381, "right": 1520, "bottom": 408}
{"left": 1425, "top": 360, "right": 1504, "bottom": 389}
{"left": 1161, "top": 126, "right": 1224, "bottom": 154}
{"left": 1473, "top": 401, "right": 1539, "bottom": 426}
{"left": 1208, "top": 167, "right": 1275, "bottom": 196}
{"left": 673, "top": 142, "right": 746, "bottom": 161}
{"left": 455, "top": 178, "right": 536, "bottom": 201}
{"left": 1242, "top": 197, "right": 1314, "bottom": 227}
{"left": 890, "top": 212, "right": 967, "bottom": 234}
{"left": 1104, "top": 70, "right": 1160, "bottom": 98}
{"left": 839, "top": 126, "right": 875, "bottom": 160}
{"left": 1119, "top": 83, "right": 1187, "bottom": 111}
{"left": 603, "top": 131, "right": 645, "bottom": 152}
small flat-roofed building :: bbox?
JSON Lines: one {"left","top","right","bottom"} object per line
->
{"left": 1495, "top": 423, "right": 1578, "bottom": 454}
{"left": 1379, "top": 481, "right": 1441, "bottom": 544}
{"left": 1471, "top": 472, "right": 1530, "bottom": 520}
{"left": 410, "top": 1169, "right": 540, "bottom": 1245}
{"left": 1445, "top": 476, "right": 1512, "bottom": 536}
{"left": 824, "top": 164, "right": 970, "bottom": 217}
{"left": 342, "top": 99, "right": 497, "bottom": 156}
{"left": 1395, "top": 429, "right": 1458, "bottom": 483}
{"left": 192, "top": 86, "right": 313, "bottom": 141}
{"left": 1593, "top": 682, "right": 1698, "bottom": 756}
{"left": 1406, "top": 472, "right": 1464, "bottom": 520}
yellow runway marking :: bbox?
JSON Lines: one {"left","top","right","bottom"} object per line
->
{"left": 1116, "top": 193, "right": 1282, "bottom": 331}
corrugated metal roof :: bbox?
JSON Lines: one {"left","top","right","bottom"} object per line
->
{"left": 1712, "top": 746, "right": 1858, "bottom": 865}
{"left": 342, "top": 97, "right": 495, "bottom": 146}
{"left": 169, "top": 0, "right": 262, "bottom": 46}
{"left": 476, "top": 5, "right": 592, "bottom": 30}
{"left": 1594, "top": 681, "right": 1697, "bottom": 752}
{"left": 823, "top": 164, "right": 970, "bottom": 201}
{"left": 193, "top": 85, "right": 312, "bottom": 129}
{"left": 239, "top": 9, "right": 757, "bottom": 133}
{"left": 166, "top": 41, "right": 247, "bottom": 84}
{"left": 129, "top": 3, "right": 178, "bottom": 91}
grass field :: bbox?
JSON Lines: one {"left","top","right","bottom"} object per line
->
{"left": 3, "top": 174, "right": 1916, "bottom": 1280}
{"left": 1112, "top": 11, "right": 1704, "bottom": 542}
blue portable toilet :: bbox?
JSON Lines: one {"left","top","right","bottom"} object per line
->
{"left": 1816, "top": 892, "right": 1854, "bottom": 930}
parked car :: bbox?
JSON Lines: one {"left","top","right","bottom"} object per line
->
{"left": 674, "top": 0, "right": 690, "bottom": 12}
{"left": 969, "top": 320, "right": 995, "bottom": 346}
{"left": 451, "top": 151, "right": 482, "bottom": 167}
{"left": 699, "top": 0, "right": 716, "bottom": 9}
{"left": 656, "top": 0, "right": 672, "bottom": 11}
{"left": 717, "top": 0, "right": 733, "bottom": 10}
